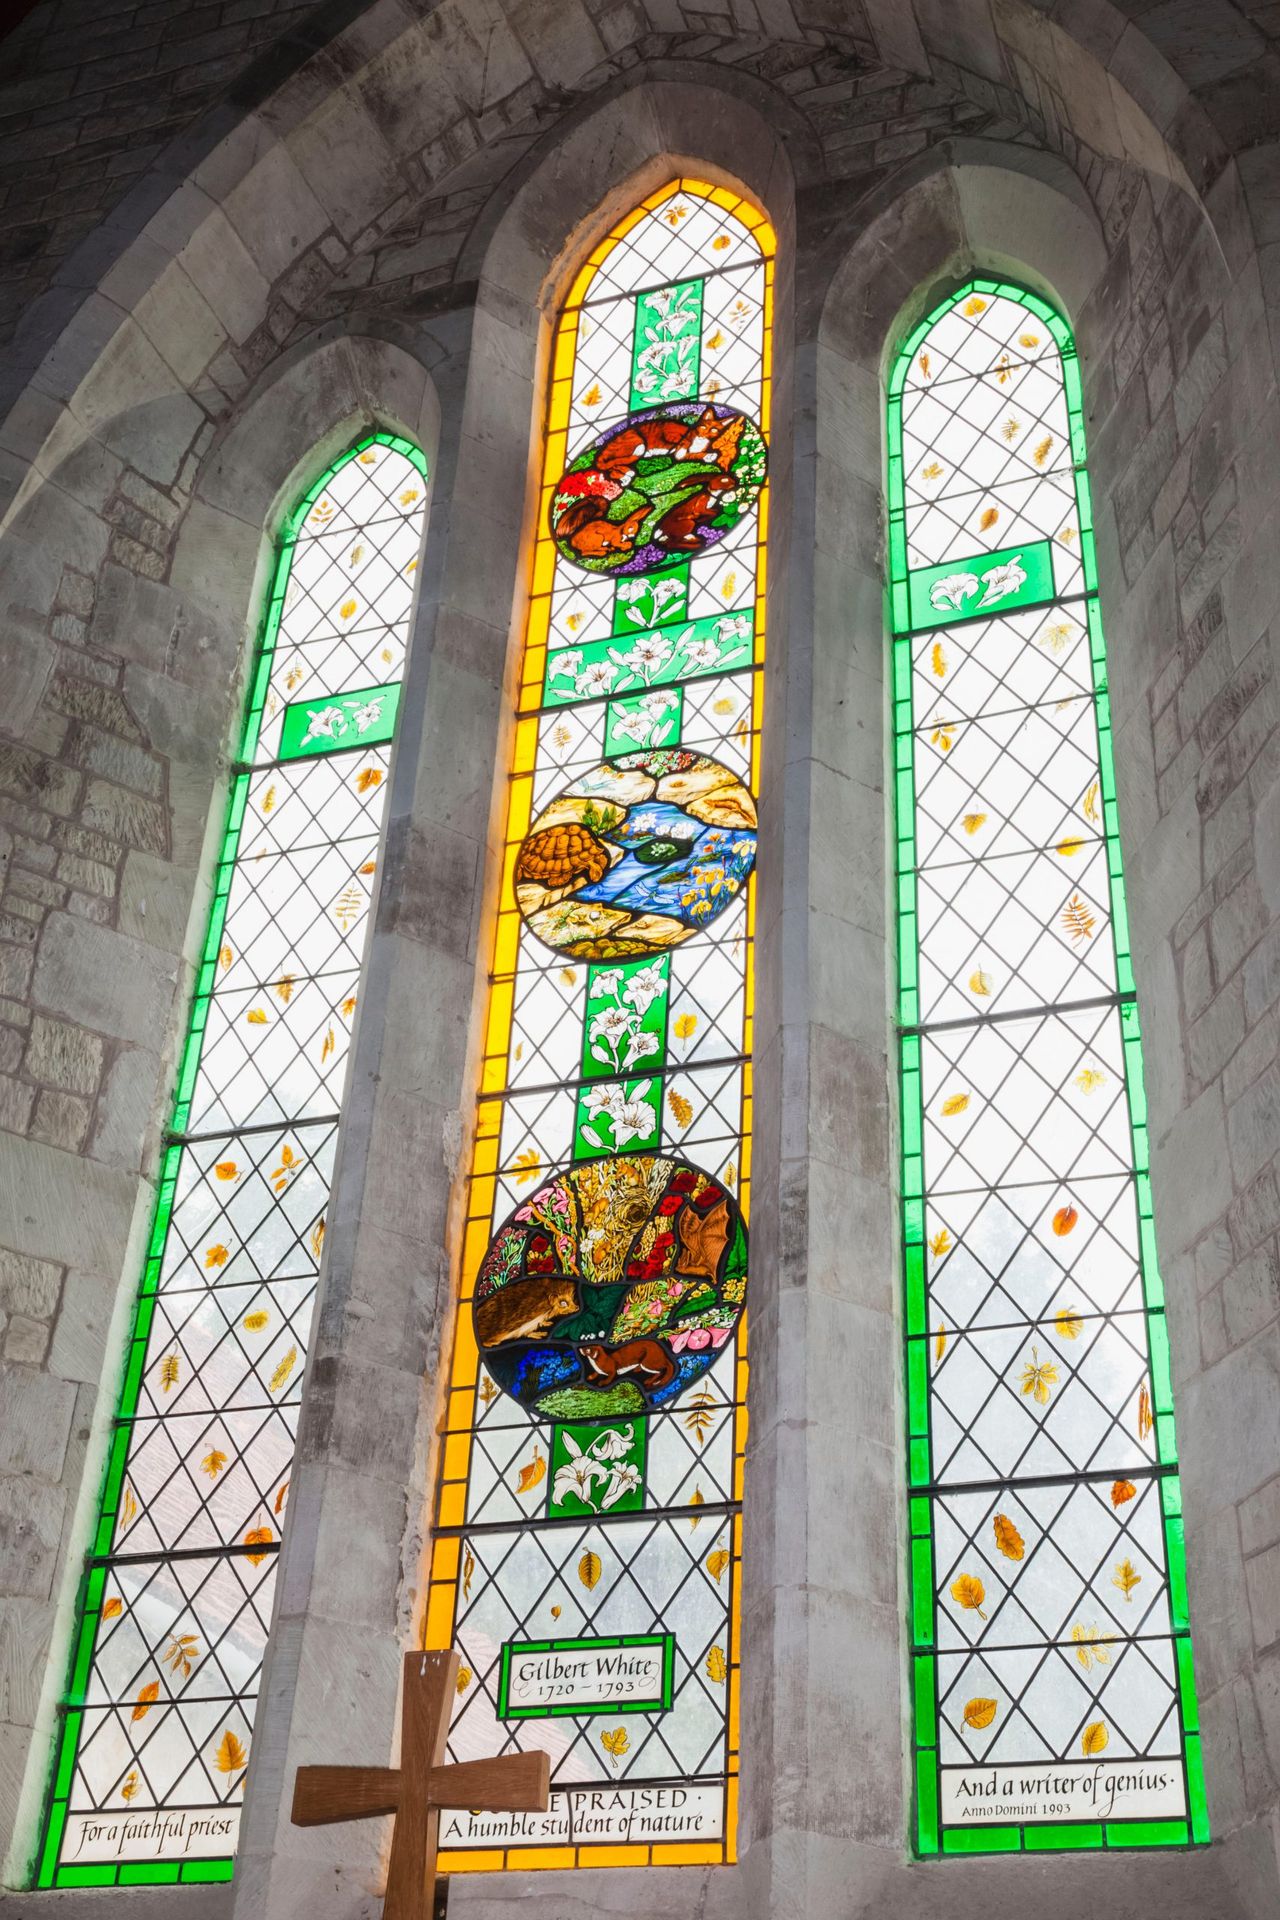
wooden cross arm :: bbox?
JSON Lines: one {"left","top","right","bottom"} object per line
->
{"left": 293, "top": 1766, "right": 403, "bottom": 1825}
{"left": 427, "top": 1750, "right": 550, "bottom": 1811}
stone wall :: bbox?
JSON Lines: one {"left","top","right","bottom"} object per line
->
{"left": 0, "top": 3, "right": 1278, "bottom": 1916}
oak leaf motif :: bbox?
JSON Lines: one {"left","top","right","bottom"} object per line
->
{"left": 1112, "top": 1557, "right": 1142, "bottom": 1602}
{"left": 269, "top": 1347, "right": 297, "bottom": 1394}
{"left": 201, "top": 1450, "right": 228, "bottom": 1480}
{"left": 706, "top": 1645, "right": 727, "bottom": 1684}
{"left": 243, "top": 1527, "right": 273, "bottom": 1567}
{"left": 992, "top": 1514, "right": 1025, "bottom": 1561}
{"left": 1111, "top": 1479, "right": 1136, "bottom": 1509}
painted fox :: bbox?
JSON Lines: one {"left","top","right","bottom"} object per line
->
{"left": 555, "top": 499, "right": 648, "bottom": 559}
{"left": 580, "top": 1338, "right": 677, "bottom": 1392}
{"left": 595, "top": 406, "right": 736, "bottom": 486}
{"left": 652, "top": 470, "right": 737, "bottom": 552}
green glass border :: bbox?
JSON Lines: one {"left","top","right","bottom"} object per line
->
{"left": 886, "top": 280, "right": 1206, "bottom": 1859}
{"left": 33, "top": 431, "right": 428, "bottom": 1890}
{"left": 496, "top": 1633, "right": 676, "bottom": 1719}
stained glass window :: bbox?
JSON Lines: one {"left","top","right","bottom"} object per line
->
{"left": 888, "top": 282, "right": 1207, "bottom": 1856}
{"left": 425, "top": 180, "right": 772, "bottom": 1872}
{"left": 36, "top": 433, "right": 429, "bottom": 1889}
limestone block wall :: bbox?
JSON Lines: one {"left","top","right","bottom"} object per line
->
{"left": 0, "top": 3, "right": 1277, "bottom": 1916}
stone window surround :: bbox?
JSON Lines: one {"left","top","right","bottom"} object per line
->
{"left": 0, "top": 67, "right": 1272, "bottom": 1920}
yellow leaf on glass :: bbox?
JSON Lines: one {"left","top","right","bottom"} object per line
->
{"left": 310, "top": 1217, "right": 326, "bottom": 1260}
{"left": 601, "top": 1727, "right": 629, "bottom": 1768}
{"left": 339, "top": 599, "right": 357, "bottom": 622}
{"left": 516, "top": 1447, "right": 546, "bottom": 1494}
{"left": 159, "top": 1353, "right": 179, "bottom": 1394}
{"left": 1075, "top": 1067, "right": 1106, "bottom": 1094}
{"left": 992, "top": 1514, "right": 1025, "bottom": 1561}
{"left": 996, "top": 353, "right": 1012, "bottom": 383}
{"left": 559, "top": 967, "right": 578, "bottom": 985}
{"left": 242, "top": 1310, "right": 269, "bottom": 1332}
{"left": 582, "top": 384, "right": 601, "bottom": 407}
{"left": 979, "top": 507, "right": 999, "bottom": 532}
{"left": 1034, "top": 435, "right": 1054, "bottom": 467}
{"left": 712, "top": 234, "right": 731, "bottom": 250}
{"left": 399, "top": 489, "right": 420, "bottom": 506}
{"left": 349, "top": 544, "right": 364, "bottom": 566}
{"left": 120, "top": 1483, "right": 138, "bottom": 1528}
{"left": 962, "top": 812, "right": 987, "bottom": 835}
{"left": 723, "top": 1162, "right": 737, "bottom": 1188}
{"left": 261, "top": 785, "right": 277, "bottom": 814}
{"left": 929, "top": 1228, "right": 952, "bottom": 1258}
{"left": 214, "top": 1730, "right": 248, "bottom": 1775}
{"left": 243, "top": 1526, "right": 273, "bottom": 1566}
{"left": 218, "top": 943, "right": 233, "bottom": 971}
{"left": 940, "top": 1092, "right": 970, "bottom": 1118}
{"left": 1112, "top": 1557, "right": 1142, "bottom": 1601}
{"left": 103, "top": 1596, "right": 123, "bottom": 1620}
{"left": 1002, "top": 417, "right": 1021, "bottom": 441}
{"left": 274, "top": 975, "right": 294, "bottom": 1003}
{"left": 121, "top": 1771, "right": 139, "bottom": 1803}
{"left": 1138, "top": 1381, "right": 1153, "bottom": 1440}
{"left": 269, "top": 1347, "right": 297, "bottom": 1394}
{"left": 1071, "top": 1623, "right": 1114, "bottom": 1671}
{"left": 274, "top": 1479, "right": 289, "bottom": 1515}
{"left": 205, "top": 1243, "right": 228, "bottom": 1269}
{"left": 963, "top": 297, "right": 987, "bottom": 316}
{"left": 578, "top": 1549, "right": 602, "bottom": 1590}
{"left": 931, "top": 642, "right": 947, "bottom": 678}
{"left": 358, "top": 450, "right": 377, "bottom": 465}
{"left": 1083, "top": 779, "right": 1101, "bottom": 824}
{"left": 969, "top": 969, "right": 993, "bottom": 997}
{"left": 456, "top": 1666, "right": 472, "bottom": 1695}
{"left": 949, "top": 1574, "right": 987, "bottom": 1620}
{"left": 132, "top": 1681, "right": 160, "bottom": 1722}
{"left": 1039, "top": 621, "right": 1073, "bottom": 654}
{"left": 1081, "top": 1721, "right": 1109, "bottom": 1757}
{"left": 935, "top": 1323, "right": 947, "bottom": 1362}
{"left": 341, "top": 996, "right": 358, "bottom": 1018}
{"left": 918, "top": 353, "right": 931, "bottom": 380}
{"left": 246, "top": 1008, "right": 268, "bottom": 1025}
{"left": 200, "top": 1450, "right": 228, "bottom": 1479}
{"left": 1054, "top": 1306, "right": 1084, "bottom": 1340}
{"left": 720, "top": 573, "right": 737, "bottom": 600}
{"left": 964, "top": 1697, "right": 998, "bottom": 1731}
{"left": 355, "top": 767, "right": 383, "bottom": 793}
{"left": 1111, "top": 1478, "right": 1136, "bottom": 1509}
{"left": 1052, "top": 1204, "right": 1078, "bottom": 1237}
{"left": 320, "top": 1025, "right": 336, "bottom": 1065}
{"left": 930, "top": 724, "right": 955, "bottom": 753}
{"left": 674, "top": 1013, "right": 698, "bottom": 1041}
{"left": 513, "top": 1148, "right": 540, "bottom": 1185}
{"left": 921, "top": 461, "right": 942, "bottom": 480}
{"left": 1019, "top": 1347, "right": 1059, "bottom": 1406}
{"left": 1062, "top": 894, "right": 1096, "bottom": 942}
{"left": 215, "top": 1161, "right": 238, "bottom": 1182}
{"left": 163, "top": 1632, "right": 201, "bottom": 1678}
{"left": 667, "top": 1089, "right": 693, "bottom": 1128}
{"left": 706, "top": 1549, "right": 730, "bottom": 1584}
{"left": 1056, "top": 837, "right": 1085, "bottom": 858}
{"left": 706, "top": 330, "right": 725, "bottom": 351}
{"left": 550, "top": 1605, "right": 561, "bottom": 1619}
{"left": 463, "top": 1546, "right": 474, "bottom": 1600}
{"left": 706, "top": 1645, "right": 727, "bottom": 1684}
{"left": 1059, "top": 526, "right": 1077, "bottom": 544}
{"left": 1019, "top": 333, "right": 1040, "bottom": 348}
{"left": 684, "top": 1391, "right": 715, "bottom": 1445}
{"left": 689, "top": 1486, "right": 705, "bottom": 1530}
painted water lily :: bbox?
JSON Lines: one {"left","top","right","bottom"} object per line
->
{"left": 977, "top": 553, "right": 1026, "bottom": 607}
{"left": 929, "top": 572, "right": 980, "bottom": 613}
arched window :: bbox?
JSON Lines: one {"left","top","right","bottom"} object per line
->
{"left": 426, "top": 180, "right": 772, "bottom": 1872}
{"left": 37, "top": 434, "right": 429, "bottom": 1889}
{"left": 888, "top": 283, "right": 1208, "bottom": 1856}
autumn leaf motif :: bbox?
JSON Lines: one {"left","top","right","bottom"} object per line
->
{"left": 705, "top": 1645, "right": 727, "bottom": 1684}
{"left": 1052, "top": 1205, "right": 1079, "bottom": 1237}
{"left": 578, "top": 1550, "right": 602, "bottom": 1591}
{"left": 720, "top": 573, "right": 737, "bottom": 600}
{"left": 1020, "top": 1346, "right": 1059, "bottom": 1406}
{"left": 159, "top": 1353, "right": 180, "bottom": 1394}
{"left": 950, "top": 1574, "right": 987, "bottom": 1621}
{"left": 964, "top": 1698, "right": 998, "bottom": 1731}
{"left": 969, "top": 969, "right": 993, "bottom": 997}
{"left": 274, "top": 975, "right": 294, "bottom": 1004}
{"left": 706, "top": 1549, "right": 731, "bottom": 1584}
{"left": 103, "top": 1596, "right": 123, "bottom": 1621}
{"left": 674, "top": 1013, "right": 698, "bottom": 1042}
{"left": 201, "top": 1450, "right": 228, "bottom": 1479}
{"left": 163, "top": 1633, "right": 200, "bottom": 1679}
{"left": 120, "top": 1771, "right": 139, "bottom": 1803}
{"left": 935, "top": 1324, "right": 947, "bottom": 1363}
{"left": 1112, "top": 1557, "right": 1142, "bottom": 1602}
{"left": 1039, "top": 622, "right": 1072, "bottom": 655}
{"left": 513, "top": 1148, "right": 541, "bottom": 1185}
{"left": 205, "top": 1244, "right": 229, "bottom": 1269}
{"left": 921, "top": 461, "right": 943, "bottom": 481}
{"left": 215, "top": 1161, "right": 238, "bottom": 1182}
{"left": 978, "top": 507, "right": 999, "bottom": 532}
{"left": 218, "top": 943, "right": 233, "bottom": 971}
{"left": 399, "top": 489, "right": 420, "bottom": 507}
{"left": 918, "top": 352, "right": 931, "bottom": 380}
{"left": 310, "top": 1218, "right": 326, "bottom": 1261}
{"left": 940, "top": 1092, "right": 970, "bottom": 1119}
{"left": 1075, "top": 1067, "right": 1106, "bottom": 1095}
{"left": 214, "top": 1730, "right": 248, "bottom": 1776}
{"left": 929, "top": 1228, "right": 952, "bottom": 1259}
{"left": 1081, "top": 1721, "right": 1109, "bottom": 1757}
{"left": 269, "top": 1347, "right": 297, "bottom": 1395}
{"left": 271, "top": 1143, "right": 299, "bottom": 1194}
{"left": 261, "top": 785, "right": 277, "bottom": 815}
{"left": 962, "top": 812, "right": 987, "bottom": 836}
{"left": 992, "top": 1514, "right": 1025, "bottom": 1561}
{"left": 931, "top": 642, "right": 947, "bottom": 679}
{"left": 995, "top": 354, "right": 1012, "bottom": 384}
{"left": 601, "top": 1727, "right": 629, "bottom": 1770}
{"left": 243, "top": 1527, "right": 273, "bottom": 1567}
{"left": 454, "top": 1665, "right": 473, "bottom": 1697}
{"left": 246, "top": 1008, "right": 268, "bottom": 1027}
{"left": 582, "top": 384, "right": 602, "bottom": 407}
{"left": 1019, "top": 333, "right": 1040, "bottom": 349}
{"left": 242, "top": 1310, "right": 269, "bottom": 1333}
{"left": 1137, "top": 1382, "right": 1153, "bottom": 1440}
{"left": 1071, "top": 1624, "right": 1114, "bottom": 1671}
{"left": 355, "top": 767, "right": 383, "bottom": 794}
{"left": 1056, "top": 837, "right": 1085, "bottom": 858}
{"left": 1001, "top": 417, "right": 1021, "bottom": 441}
{"left": 273, "top": 1479, "right": 290, "bottom": 1517}
{"left": 119, "top": 1483, "right": 138, "bottom": 1529}
{"left": 479, "top": 1374, "right": 498, "bottom": 1409}
{"left": 132, "top": 1681, "right": 160, "bottom": 1722}
{"left": 1034, "top": 435, "right": 1054, "bottom": 467}
{"left": 1054, "top": 1306, "right": 1084, "bottom": 1340}
{"left": 684, "top": 1391, "right": 715, "bottom": 1445}
{"left": 321, "top": 1026, "right": 336, "bottom": 1066}
{"left": 1083, "top": 779, "right": 1101, "bottom": 825}
{"left": 689, "top": 1486, "right": 705, "bottom": 1531}
{"left": 463, "top": 1546, "right": 475, "bottom": 1600}
{"left": 667, "top": 1089, "right": 694, "bottom": 1128}
{"left": 516, "top": 1447, "right": 546, "bottom": 1494}
{"left": 1111, "top": 1479, "right": 1137, "bottom": 1509}
{"left": 930, "top": 722, "right": 956, "bottom": 753}
{"left": 964, "top": 297, "right": 987, "bottom": 317}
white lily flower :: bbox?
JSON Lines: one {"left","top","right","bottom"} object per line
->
{"left": 590, "top": 1424, "right": 633, "bottom": 1461}
{"left": 612, "top": 1096, "right": 657, "bottom": 1148}
{"left": 622, "top": 1027, "right": 661, "bottom": 1071}
{"left": 588, "top": 1008, "right": 635, "bottom": 1051}
{"left": 576, "top": 660, "right": 617, "bottom": 697}
{"left": 589, "top": 969, "right": 624, "bottom": 1002}
{"left": 623, "top": 965, "right": 666, "bottom": 1017}
{"left": 601, "top": 1461, "right": 643, "bottom": 1509}
{"left": 551, "top": 1434, "right": 607, "bottom": 1509}
{"left": 929, "top": 572, "right": 980, "bottom": 613}
{"left": 976, "top": 554, "right": 1027, "bottom": 607}
{"left": 549, "top": 649, "right": 584, "bottom": 680}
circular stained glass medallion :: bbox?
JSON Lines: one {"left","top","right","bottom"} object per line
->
{"left": 549, "top": 401, "right": 767, "bottom": 577}
{"left": 474, "top": 1154, "right": 747, "bottom": 1419}
{"left": 515, "top": 749, "right": 757, "bottom": 959}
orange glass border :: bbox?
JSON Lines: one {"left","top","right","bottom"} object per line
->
{"left": 432, "top": 176, "right": 774, "bottom": 1875}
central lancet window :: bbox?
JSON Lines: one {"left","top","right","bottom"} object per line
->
{"left": 427, "top": 178, "right": 772, "bottom": 1871}
{"left": 888, "top": 281, "right": 1207, "bottom": 1857}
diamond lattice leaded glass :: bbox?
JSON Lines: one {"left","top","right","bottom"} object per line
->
{"left": 888, "top": 283, "right": 1208, "bottom": 1857}
{"left": 36, "top": 435, "right": 428, "bottom": 1890}
{"left": 426, "top": 179, "right": 772, "bottom": 1872}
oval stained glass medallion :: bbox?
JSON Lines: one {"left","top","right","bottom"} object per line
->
{"left": 549, "top": 400, "right": 767, "bottom": 576}
{"left": 473, "top": 1154, "right": 748, "bottom": 1419}
{"left": 514, "top": 750, "right": 758, "bottom": 959}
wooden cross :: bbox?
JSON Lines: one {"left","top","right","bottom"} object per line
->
{"left": 292, "top": 1650, "right": 550, "bottom": 1919}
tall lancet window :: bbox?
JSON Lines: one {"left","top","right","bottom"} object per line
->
{"left": 426, "top": 180, "right": 772, "bottom": 1872}
{"left": 37, "top": 435, "right": 429, "bottom": 1888}
{"left": 888, "top": 283, "right": 1207, "bottom": 1856}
